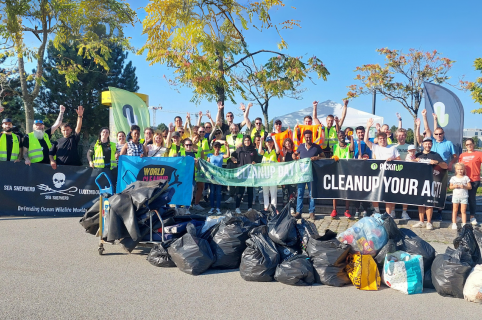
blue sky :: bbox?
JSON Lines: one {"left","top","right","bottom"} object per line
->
{"left": 21, "top": 0, "right": 482, "bottom": 131}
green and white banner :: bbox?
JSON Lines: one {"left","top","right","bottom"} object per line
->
{"left": 109, "top": 87, "right": 150, "bottom": 139}
{"left": 197, "top": 158, "right": 313, "bottom": 186}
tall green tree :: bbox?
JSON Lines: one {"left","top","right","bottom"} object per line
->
{"left": 461, "top": 58, "right": 482, "bottom": 112}
{"left": 347, "top": 48, "right": 454, "bottom": 146}
{"left": 140, "top": 0, "right": 328, "bottom": 119}
{"left": 0, "top": 0, "right": 136, "bottom": 132}
{"left": 36, "top": 38, "right": 139, "bottom": 161}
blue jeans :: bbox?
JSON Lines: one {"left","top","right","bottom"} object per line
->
{"left": 296, "top": 182, "right": 315, "bottom": 213}
{"left": 210, "top": 184, "right": 221, "bottom": 209}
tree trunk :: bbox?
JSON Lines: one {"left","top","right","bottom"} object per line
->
{"left": 262, "top": 101, "right": 270, "bottom": 132}
{"left": 216, "top": 50, "right": 225, "bottom": 119}
{"left": 413, "top": 117, "right": 418, "bottom": 148}
{"left": 23, "top": 99, "right": 34, "bottom": 132}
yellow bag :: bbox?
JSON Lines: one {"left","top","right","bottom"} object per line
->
{"left": 346, "top": 253, "right": 380, "bottom": 291}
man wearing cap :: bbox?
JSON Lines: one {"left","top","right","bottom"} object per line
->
{"left": 49, "top": 106, "right": 84, "bottom": 169}
{"left": 0, "top": 115, "right": 22, "bottom": 162}
{"left": 412, "top": 137, "right": 448, "bottom": 230}
{"left": 23, "top": 105, "right": 65, "bottom": 165}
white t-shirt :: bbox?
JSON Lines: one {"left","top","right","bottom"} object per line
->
{"left": 147, "top": 144, "right": 167, "bottom": 157}
{"left": 371, "top": 144, "right": 400, "bottom": 160}
{"left": 449, "top": 175, "right": 471, "bottom": 199}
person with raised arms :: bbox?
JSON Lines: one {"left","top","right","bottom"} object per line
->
{"left": 166, "top": 123, "right": 184, "bottom": 157}
{"left": 23, "top": 105, "right": 65, "bottom": 165}
{"left": 412, "top": 137, "right": 448, "bottom": 230}
{"left": 293, "top": 101, "right": 325, "bottom": 151}
{"left": 317, "top": 99, "right": 348, "bottom": 158}
{"left": 364, "top": 118, "right": 400, "bottom": 217}
{"left": 294, "top": 130, "right": 325, "bottom": 220}
{"left": 196, "top": 110, "right": 215, "bottom": 139}
{"left": 216, "top": 101, "right": 250, "bottom": 138}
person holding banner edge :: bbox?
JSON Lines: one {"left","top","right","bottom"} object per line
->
{"left": 294, "top": 130, "right": 325, "bottom": 220}
{"left": 412, "top": 136, "right": 448, "bottom": 230}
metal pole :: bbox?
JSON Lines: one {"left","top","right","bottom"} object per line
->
{"left": 372, "top": 89, "right": 376, "bottom": 115}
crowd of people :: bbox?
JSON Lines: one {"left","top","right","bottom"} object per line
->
{"left": 1, "top": 101, "right": 480, "bottom": 231}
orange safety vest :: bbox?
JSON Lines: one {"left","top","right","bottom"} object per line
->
{"left": 270, "top": 130, "right": 292, "bottom": 157}
{"left": 293, "top": 124, "right": 325, "bottom": 149}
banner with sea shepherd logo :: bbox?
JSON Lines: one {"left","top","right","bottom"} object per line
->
{"left": 312, "top": 159, "right": 448, "bottom": 208}
{"left": 116, "top": 156, "right": 194, "bottom": 206}
{"left": 197, "top": 158, "right": 313, "bottom": 186}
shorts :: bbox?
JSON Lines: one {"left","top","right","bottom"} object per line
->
{"left": 452, "top": 196, "right": 468, "bottom": 205}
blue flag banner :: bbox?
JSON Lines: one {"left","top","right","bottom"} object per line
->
{"left": 424, "top": 82, "right": 464, "bottom": 154}
{"left": 116, "top": 156, "right": 194, "bottom": 206}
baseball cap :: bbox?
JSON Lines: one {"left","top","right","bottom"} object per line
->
{"left": 2, "top": 118, "right": 12, "bottom": 124}
{"left": 274, "top": 119, "right": 282, "bottom": 125}
{"left": 266, "top": 136, "right": 274, "bottom": 142}
{"left": 422, "top": 137, "right": 433, "bottom": 143}
{"left": 408, "top": 145, "right": 416, "bottom": 151}
{"left": 34, "top": 120, "right": 44, "bottom": 124}
{"left": 214, "top": 129, "right": 222, "bottom": 135}
{"left": 172, "top": 131, "right": 180, "bottom": 138}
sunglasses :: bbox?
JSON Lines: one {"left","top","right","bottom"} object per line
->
{"left": 255, "top": 122, "right": 262, "bottom": 125}
{"left": 162, "top": 135, "right": 168, "bottom": 138}
{"left": 434, "top": 133, "right": 443, "bottom": 135}
{"left": 185, "top": 144, "right": 192, "bottom": 146}
{"left": 179, "top": 131, "right": 184, "bottom": 134}
{"left": 199, "top": 130, "right": 205, "bottom": 133}
{"left": 205, "top": 126, "right": 212, "bottom": 129}
{"left": 275, "top": 123, "right": 282, "bottom": 125}
{"left": 466, "top": 143, "right": 474, "bottom": 146}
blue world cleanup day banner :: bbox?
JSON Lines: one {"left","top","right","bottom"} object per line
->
{"left": 116, "top": 155, "right": 194, "bottom": 206}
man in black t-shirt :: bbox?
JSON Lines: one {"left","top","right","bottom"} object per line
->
{"left": 294, "top": 130, "right": 325, "bottom": 220}
{"left": 24, "top": 105, "right": 65, "bottom": 165}
{"left": 412, "top": 137, "right": 448, "bottom": 230}
{"left": 49, "top": 106, "right": 84, "bottom": 169}
{"left": 215, "top": 101, "right": 250, "bottom": 138}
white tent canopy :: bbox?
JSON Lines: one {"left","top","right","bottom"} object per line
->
{"left": 272, "top": 100, "right": 384, "bottom": 131}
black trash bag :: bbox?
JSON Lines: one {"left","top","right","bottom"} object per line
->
{"left": 307, "top": 236, "right": 351, "bottom": 287}
{"left": 243, "top": 209, "right": 268, "bottom": 227}
{"left": 453, "top": 224, "right": 482, "bottom": 266}
{"left": 423, "top": 268, "right": 434, "bottom": 289}
{"left": 147, "top": 240, "right": 176, "bottom": 268}
{"left": 296, "top": 219, "right": 320, "bottom": 253}
{"left": 267, "top": 203, "right": 298, "bottom": 247}
{"left": 274, "top": 255, "right": 315, "bottom": 286}
{"left": 305, "top": 229, "right": 337, "bottom": 258}
{"left": 375, "top": 239, "right": 398, "bottom": 271}
{"left": 240, "top": 226, "right": 280, "bottom": 282}
{"left": 380, "top": 213, "right": 403, "bottom": 241}
{"left": 431, "top": 247, "right": 473, "bottom": 298}
{"left": 168, "top": 223, "right": 215, "bottom": 275}
{"left": 399, "top": 228, "right": 436, "bottom": 270}
{"left": 276, "top": 243, "right": 299, "bottom": 261}
{"left": 210, "top": 215, "right": 252, "bottom": 269}
{"left": 474, "top": 229, "right": 482, "bottom": 252}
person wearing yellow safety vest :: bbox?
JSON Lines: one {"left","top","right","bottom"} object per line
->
{"left": 248, "top": 117, "right": 268, "bottom": 143}
{"left": 330, "top": 130, "right": 354, "bottom": 219}
{"left": 0, "top": 117, "right": 22, "bottom": 162}
{"left": 166, "top": 123, "right": 184, "bottom": 157}
{"left": 215, "top": 101, "right": 251, "bottom": 138}
{"left": 258, "top": 135, "right": 280, "bottom": 211}
{"left": 23, "top": 105, "right": 65, "bottom": 165}
{"left": 49, "top": 106, "right": 85, "bottom": 170}
{"left": 373, "top": 113, "right": 403, "bottom": 146}
{"left": 87, "top": 127, "right": 117, "bottom": 169}
{"left": 119, "top": 125, "right": 148, "bottom": 158}
{"left": 312, "top": 100, "right": 348, "bottom": 158}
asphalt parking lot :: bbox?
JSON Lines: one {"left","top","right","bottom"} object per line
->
{"left": 1, "top": 216, "right": 481, "bottom": 320}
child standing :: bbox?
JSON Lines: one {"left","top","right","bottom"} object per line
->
{"left": 207, "top": 141, "right": 231, "bottom": 215}
{"left": 449, "top": 163, "right": 472, "bottom": 229}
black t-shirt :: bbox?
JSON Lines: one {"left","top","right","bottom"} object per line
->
{"left": 0, "top": 133, "right": 22, "bottom": 161}
{"left": 221, "top": 122, "right": 243, "bottom": 138}
{"left": 23, "top": 128, "right": 52, "bottom": 164}
{"left": 297, "top": 143, "right": 323, "bottom": 160}
{"left": 49, "top": 133, "right": 81, "bottom": 166}
{"left": 178, "top": 151, "right": 196, "bottom": 158}
{"left": 284, "top": 151, "right": 295, "bottom": 162}
{"left": 89, "top": 141, "right": 113, "bottom": 168}
{"left": 415, "top": 151, "right": 445, "bottom": 164}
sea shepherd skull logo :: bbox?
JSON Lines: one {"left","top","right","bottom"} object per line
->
{"left": 37, "top": 172, "right": 78, "bottom": 196}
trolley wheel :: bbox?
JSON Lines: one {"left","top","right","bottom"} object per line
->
{"left": 98, "top": 244, "right": 104, "bottom": 255}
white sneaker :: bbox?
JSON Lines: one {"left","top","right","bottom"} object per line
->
{"left": 216, "top": 208, "right": 222, "bottom": 215}
{"left": 401, "top": 212, "right": 411, "bottom": 220}
{"left": 235, "top": 208, "right": 241, "bottom": 214}
{"left": 412, "top": 221, "right": 424, "bottom": 228}
{"left": 451, "top": 223, "right": 458, "bottom": 230}
{"left": 290, "top": 207, "right": 295, "bottom": 215}
{"left": 462, "top": 223, "right": 467, "bottom": 228}
{"left": 426, "top": 222, "right": 433, "bottom": 230}
{"left": 225, "top": 197, "right": 235, "bottom": 204}
{"left": 208, "top": 208, "right": 215, "bottom": 214}
{"left": 202, "top": 189, "right": 209, "bottom": 197}
{"left": 360, "top": 211, "right": 367, "bottom": 218}
{"left": 470, "top": 217, "right": 478, "bottom": 225}
{"left": 192, "top": 204, "right": 204, "bottom": 211}
{"left": 389, "top": 212, "right": 396, "bottom": 219}
{"left": 456, "top": 217, "right": 462, "bottom": 223}
{"left": 185, "top": 209, "right": 191, "bottom": 215}
{"left": 355, "top": 212, "right": 360, "bottom": 219}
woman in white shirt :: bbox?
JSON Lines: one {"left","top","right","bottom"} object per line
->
{"left": 148, "top": 131, "right": 170, "bottom": 157}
